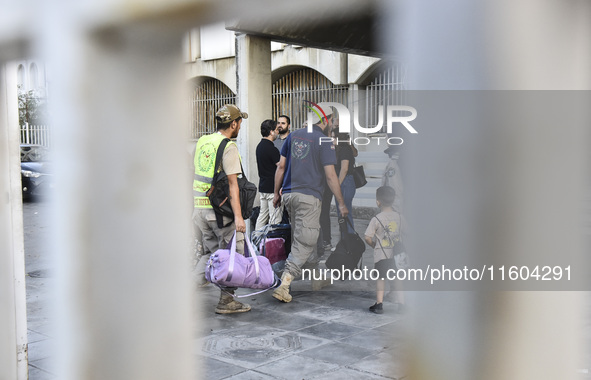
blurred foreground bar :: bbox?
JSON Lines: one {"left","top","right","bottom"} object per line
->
{"left": 392, "top": 0, "right": 591, "bottom": 379}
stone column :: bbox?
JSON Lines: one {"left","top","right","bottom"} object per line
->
{"left": 0, "top": 62, "right": 29, "bottom": 380}
{"left": 235, "top": 33, "right": 272, "bottom": 197}
{"left": 43, "top": 18, "right": 195, "bottom": 380}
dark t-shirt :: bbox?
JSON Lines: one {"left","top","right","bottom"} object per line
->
{"left": 280, "top": 125, "right": 336, "bottom": 200}
{"left": 256, "top": 139, "right": 280, "bottom": 193}
{"left": 273, "top": 135, "right": 288, "bottom": 151}
{"left": 335, "top": 144, "right": 355, "bottom": 176}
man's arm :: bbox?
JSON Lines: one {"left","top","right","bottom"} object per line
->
{"left": 364, "top": 235, "right": 375, "bottom": 248}
{"left": 273, "top": 156, "right": 286, "bottom": 208}
{"left": 227, "top": 174, "right": 246, "bottom": 233}
{"left": 324, "top": 165, "right": 348, "bottom": 219}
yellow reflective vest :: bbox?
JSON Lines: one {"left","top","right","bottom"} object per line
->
{"left": 193, "top": 133, "right": 235, "bottom": 208}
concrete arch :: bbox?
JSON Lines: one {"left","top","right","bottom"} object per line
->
{"left": 185, "top": 57, "right": 237, "bottom": 93}
{"left": 271, "top": 64, "right": 337, "bottom": 85}
{"left": 351, "top": 59, "right": 407, "bottom": 86}
{"left": 355, "top": 60, "right": 392, "bottom": 85}
{"left": 188, "top": 75, "right": 236, "bottom": 95}
{"left": 271, "top": 47, "right": 347, "bottom": 85}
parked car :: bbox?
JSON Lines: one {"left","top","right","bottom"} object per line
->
{"left": 20, "top": 144, "right": 53, "bottom": 200}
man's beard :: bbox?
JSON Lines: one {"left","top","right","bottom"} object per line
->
{"left": 278, "top": 127, "right": 287, "bottom": 135}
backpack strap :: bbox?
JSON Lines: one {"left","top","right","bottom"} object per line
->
{"left": 214, "top": 138, "right": 248, "bottom": 179}
{"left": 374, "top": 215, "right": 401, "bottom": 260}
{"left": 213, "top": 138, "right": 231, "bottom": 178}
{"left": 213, "top": 138, "right": 233, "bottom": 228}
{"left": 211, "top": 138, "right": 250, "bottom": 229}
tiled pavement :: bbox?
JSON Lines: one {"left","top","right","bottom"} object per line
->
{"left": 24, "top": 200, "right": 408, "bottom": 379}
{"left": 197, "top": 286, "right": 408, "bottom": 380}
{"left": 24, "top": 200, "right": 57, "bottom": 380}
{"left": 195, "top": 216, "right": 410, "bottom": 380}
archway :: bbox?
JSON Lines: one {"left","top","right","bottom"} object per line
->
{"left": 189, "top": 77, "right": 236, "bottom": 140}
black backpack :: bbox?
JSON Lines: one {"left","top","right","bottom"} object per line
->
{"left": 206, "top": 138, "right": 257, "bottom": 228}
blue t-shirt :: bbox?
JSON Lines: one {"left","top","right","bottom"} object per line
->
{"left": 280, "top": 125, "right": 336, "bottom": 200}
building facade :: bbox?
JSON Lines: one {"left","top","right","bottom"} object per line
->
{"left": 184, "top": 24, "right": 405, "bottom": 207}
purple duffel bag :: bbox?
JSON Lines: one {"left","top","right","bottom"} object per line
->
{"left": 206, "top": 231, "right": 281, "bottom": 292}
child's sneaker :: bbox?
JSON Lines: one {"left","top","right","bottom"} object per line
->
{"left": 369, "top": 302, "right": 384, "bottom": 314}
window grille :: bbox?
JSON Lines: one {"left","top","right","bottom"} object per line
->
{"left": 272, "top": 68, "right": 348, "bottom": 130}
{"left": 190, "top": 79, "right": 236, "bottom": 140}
{"left": 365, "top": 64, "right": 406, "bottom": 129}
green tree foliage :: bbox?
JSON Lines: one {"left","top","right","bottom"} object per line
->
{"left": 18, "top": 85, "right": 48, "bottom": 126}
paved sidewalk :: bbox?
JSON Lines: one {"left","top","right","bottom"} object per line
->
{"left": 24, "top": 200, "right": 409, "bottom": 379}
{"left": 195, "top": 216, "right": 410, "bottom": 379}
{"left": 24, "top": 201, "right": 57, "bottom": 380}
{"left": 197, "top": 287, "right": 408, "bottom": 379}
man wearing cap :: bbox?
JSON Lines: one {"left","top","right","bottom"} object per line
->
{"left": 271, "top": 109, "right": 349, "bottom": 303}
{"left": 193, "top": 104, "right": 251, "bottom": 314}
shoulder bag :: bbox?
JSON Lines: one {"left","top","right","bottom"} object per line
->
{"left": 352, "top": 165, "right": 367, "bottom": 188}
{"left": 207, "top": 138, "right": 257, "bottom": 228}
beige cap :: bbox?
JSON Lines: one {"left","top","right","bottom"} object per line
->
{"left": 309, "top": 106, "right": 334, "bottom": 124}
{"left": 216, "top": 104, "right": 248, "bottom": 123}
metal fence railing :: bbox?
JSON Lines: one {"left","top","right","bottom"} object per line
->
{"left": 365, "top": 63, "right": 406, "bottom": 127}
{"left": 272, "top": 68, "right": 349, "bottom": 130}
{"left": 20, "top": 123, "right": 51, "bottom": 147}
{"left": 190, "top": 79, "right": 236, "bottom": 141}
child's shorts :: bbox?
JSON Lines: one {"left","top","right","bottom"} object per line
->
{"left": 374, "top": 258, "right": 395, "bottom": 279}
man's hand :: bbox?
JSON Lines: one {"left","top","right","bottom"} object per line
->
{"left": 325, "top": 165, "right": 349, "bottom": 220}
{"left": 235, "top": 216, "right": 246, "bottom": 233}
{"left": 273, "top": 193, "right": 281, "bottom": 208}
{"left": 338, "top": 203, "right": 349, "bottom": 220}
{"left": 273, "top": 156, "right": 286, "bottom": 208}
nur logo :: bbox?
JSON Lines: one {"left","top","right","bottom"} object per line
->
{"left": 303, "top": 100, "right": 418, "bottom": 134}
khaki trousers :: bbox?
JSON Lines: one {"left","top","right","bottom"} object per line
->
{"left": 282, "top": 192, "right": 321, "bottom": 278}
{"left": 192, "top": 208, "right": 245, "bottom": 285}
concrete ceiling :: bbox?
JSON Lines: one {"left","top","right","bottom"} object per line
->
{"left": 226, "top": 1, "right": 385, "bottom": 57}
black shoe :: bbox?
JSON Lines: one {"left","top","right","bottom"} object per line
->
{"left": 369, "top": 302, "right": 384, "bottom": 314}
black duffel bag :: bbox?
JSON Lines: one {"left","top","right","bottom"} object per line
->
{"left": 207, "top": 138, "right": 257, "bottom": 228}
{"left": 325, "top": 218, "right": 366, "bottom": 271}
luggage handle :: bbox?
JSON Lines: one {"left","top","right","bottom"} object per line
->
{"left": 216, "top": 231, "right": 280, "bottom": 298}
{"left": 244, "top": 235, "right": 261, "bottom": 285}
{"left": 338, "top": 217, "right": 361, "bottom": 237}
{"left": 217, "top": 285, "right": 276, "bottom": 299}
{"left": 226, "top": 231, "right": 237, "bottom": 281}
{"left": 225, "top": 230, "right": 261, "bottom": 285}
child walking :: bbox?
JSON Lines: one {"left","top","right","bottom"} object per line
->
{"left": 364, "top": 186, "right": 407, "bottom": 314}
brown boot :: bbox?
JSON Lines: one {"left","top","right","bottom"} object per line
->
{"left": 215, "top": 290, "right": 251, "bottom": 314}
{"left": 272, "top": 272, "right": 294, "bottom": 303}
